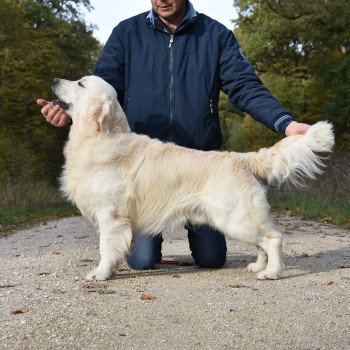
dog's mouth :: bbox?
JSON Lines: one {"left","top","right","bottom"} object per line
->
{"left": 51, "top": 99, "right": 70, "bottom": 110}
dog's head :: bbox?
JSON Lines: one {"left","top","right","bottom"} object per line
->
{"left": 52, "top": 75, "right": 130, "bottom": 134}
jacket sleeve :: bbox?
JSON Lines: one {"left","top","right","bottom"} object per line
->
{"left": 219, "top": 30, "right": 294, "bottom": 133}
{"left": 93, "top": 23, "right": 126, "bottom": 106}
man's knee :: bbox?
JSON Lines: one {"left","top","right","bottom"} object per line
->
{"left": 128, "top": 255, "right": 159, "bottom": 270}
{"left": 192, "top": 249, "right": 226, "bottom": 268}
{"left": 188, "top": 226, "right": 227, "bottom": 268}
{"left": 127, "top": 234, "right": 163, "bottom": 270}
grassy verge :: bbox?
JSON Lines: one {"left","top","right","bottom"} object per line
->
{"left": 269, "top": 192, "right": 350, "bottom": 227}
{"left": 0, "top": 205, "right": 80, "bottom": 237}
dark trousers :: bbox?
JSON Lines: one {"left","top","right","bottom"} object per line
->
{"left": 127, "top": 225, "right": 227, "bottom": 270}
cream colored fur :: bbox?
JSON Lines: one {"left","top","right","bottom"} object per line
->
{"left": 53, "top": 75, "right": 335, "bottom": 281}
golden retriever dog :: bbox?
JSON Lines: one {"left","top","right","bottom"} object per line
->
{"left": 52, "top": 75, "right": 334, "bottom": 281}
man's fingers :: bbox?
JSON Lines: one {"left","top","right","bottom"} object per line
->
{"left": 41, "top": 104, "right": 52, "bottom": 117}
{"left": 50, "top": 109, "right": 65, "bottom": 126}
{"left": 37, "top": 99, "right": 48, "bottom": 107}
{"left": 56, "top": 115, "right": 71, "bottom": 127}
{"left": 46, "top": 105, "right": 61, "bottom": 121}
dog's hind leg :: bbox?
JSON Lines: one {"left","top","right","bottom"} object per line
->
{"left": 86, "top": 210, "right": 132, "bottom": 281}
{"left": 247, "top": 246, "right": 268, "bottom": 273}
{"left": 254, "top": 227, "right": 283, "bottom": 280}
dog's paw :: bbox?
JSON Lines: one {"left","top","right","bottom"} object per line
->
{"left": 256, "top": 268, "right": 281, "bottom": 280}
{"left": 247, "top": 262, "right": 266, "bottom": 273}
{"left": 85, "top": 268, "right": 110, "bottom": 281}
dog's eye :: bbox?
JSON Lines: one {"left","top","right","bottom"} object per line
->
{"left": 78, "top": 81, "right": 85, "bottom": 88}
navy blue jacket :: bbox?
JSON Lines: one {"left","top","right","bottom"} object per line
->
{"left": 94, "top": 2, "right": 293, "bottom": 150}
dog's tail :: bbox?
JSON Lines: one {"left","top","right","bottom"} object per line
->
{"left": 242, "top": 121, "right": 335, "bottom": 186}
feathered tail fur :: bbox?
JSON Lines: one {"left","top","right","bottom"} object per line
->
{"left": 243, "top": 121, "right": 335, "bottom": 186}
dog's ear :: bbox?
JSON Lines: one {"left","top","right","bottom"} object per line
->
{"left": 90, "top": 99, "right": 113, "bottom": 133}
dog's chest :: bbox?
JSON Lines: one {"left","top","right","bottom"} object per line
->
{"left": 62, "top": 163, "right": 128, "bottom": 213}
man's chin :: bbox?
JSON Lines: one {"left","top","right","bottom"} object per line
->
{"left": 157, "top": 8, "right": 174, "bottom": 18}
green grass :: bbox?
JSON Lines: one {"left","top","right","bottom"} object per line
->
{"left": 0, "top": 205, "right": 80, "bottom": 237}
{"left": 269, "top": 192, "right": 350, "bottom": 227}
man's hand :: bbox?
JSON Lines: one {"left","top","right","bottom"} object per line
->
{"left": 285, "top": 121, "right": 311, "bottom": 136}
{"left": 37, "top": 99, "right": 71, "bottom": 127}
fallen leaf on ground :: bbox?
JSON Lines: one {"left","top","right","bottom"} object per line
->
{"left": 11, "top": 308, "right": 30, "bottom": 315}
{"left": 86, "top": 311, "right": 98, "bottom": 316}
{"left": 229, "top": 284, "right": 250, "bottom": 289}
{"left": 297, "top": 253, "right": 310, "bottom": 258}
{"left": 0, "top": 284, "right": 16, "bottom": 288}
{"left": 82, "top": 283, "right": 108, "bottom": 291}
{"left": 321, "top": 281, "right": 335, "bottom": 286}
{"left": 81, "top": 258, "right": 95, "bottom": 263}
{"left": 140, "top": 293, "right": 156, "bottom": 300}
{"left": 98, "top": 289, "right": 117, "bottom": 294}
{"left": 160, "top": 259, "right": 193, "bottom": 266}
{"left": 51, "top": 251, "right": 61, "bottom": 255}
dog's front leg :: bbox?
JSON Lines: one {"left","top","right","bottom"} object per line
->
{"left": 86, "top": 211, "right": 132, "bottom": 281}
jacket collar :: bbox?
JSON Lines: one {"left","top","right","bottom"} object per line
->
{"left": 146, "top": 0, "right": 197, "bottom": 33}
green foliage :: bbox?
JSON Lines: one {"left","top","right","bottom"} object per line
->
{"left": 232, "top": 0, "right": 350, "bottom": 149}
{"left": 219, "top": 93, "right": 281, "bottom": 152}
{"left": 0, "top": 205, "right": 80, "bottom": 237}
{"left": 269, "top": 192, "right": 350, "bottom": 228}
{"left": 0, "top": 0, "right": 101, "bottom": 186}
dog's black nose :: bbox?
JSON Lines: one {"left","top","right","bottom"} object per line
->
{"left": 53, "top": 78, "right": 60, "bottom": 85}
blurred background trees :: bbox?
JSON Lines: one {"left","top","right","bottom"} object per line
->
{"left": 221, "top": 0, "right": 349, "bottom": 152}
{"left": 0, "top": 0, "right": 349, "bottom": 223}
{"left": 0, "top": 0, "right": 100, "bottom": 190}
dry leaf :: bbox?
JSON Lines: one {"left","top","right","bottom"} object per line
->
{"left": 160, "top": 259, "right": 192, "bottom": 266}
{"left": 140, "top": 293, "right": 156, "bottom": 300}
{"left": 0, "top": 284, "right": 16, "bottom": 289}
{"left": 297, "top": 253, "right": 310, "bottom": 258}
{"left": 82, "top": 283, "right": 108, "bottom": 291}
{"left": 98, "top": 289, "right": 117, "bottom": 295}
{"left": 11, "top": 308, "right": 30, "bottom": 315}
{"left": 229, "top": 284, "right": 249, "bottom": 289}
{"left": 82, "top": 283, "right": 116, "bottom": 294}
{"left": 321, "top": 281, "right": 335, "bottom": 286}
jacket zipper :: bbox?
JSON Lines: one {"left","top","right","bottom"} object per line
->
{"left": 169, "top": 34, "right": 174, "bottom": 141}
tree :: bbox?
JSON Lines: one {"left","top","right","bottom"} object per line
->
{"left": 0, "top": 0, "right": 101, "bottom": 184}
{"left": 232, "top": 0, "right": 350, "bottom": 150}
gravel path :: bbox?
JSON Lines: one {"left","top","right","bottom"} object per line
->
{"left": 1, "top": 213, "right": 349, "bottom": 350}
